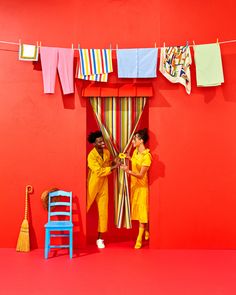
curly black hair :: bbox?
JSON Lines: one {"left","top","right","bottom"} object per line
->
{"left": 134, "top": 128, "right": 149, "bottom": 144}
{"left": 87, "top": 130, "right": 103, "bottom": 143}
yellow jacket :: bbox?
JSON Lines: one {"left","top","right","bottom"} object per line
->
{"left": 87, "top": 148, "right": 112, "bottom": 205}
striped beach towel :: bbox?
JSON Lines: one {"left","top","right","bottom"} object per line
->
{"left": 77, "top": 49, "right": 113, "bottom": 82}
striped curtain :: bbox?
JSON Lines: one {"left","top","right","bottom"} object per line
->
{"left": 90, "top": 97, "right": 146, "bottom": 228}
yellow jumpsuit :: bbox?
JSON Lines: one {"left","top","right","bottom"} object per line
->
{"left": 130, "top": 148, "right": 152, "bottom": 223}
{"left": 87, "top": 147, "right": 112, "bottom": 233}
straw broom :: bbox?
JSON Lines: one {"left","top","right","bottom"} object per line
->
{"left": 16, "top": 185, "right": 33, "bottom": 252}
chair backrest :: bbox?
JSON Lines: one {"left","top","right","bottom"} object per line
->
{"left": 48, "top": 190, "right": 72, "bottom": 222}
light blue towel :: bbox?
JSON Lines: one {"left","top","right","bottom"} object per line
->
{"left": 117, "top": 48, "right": 158, "bottom": 78}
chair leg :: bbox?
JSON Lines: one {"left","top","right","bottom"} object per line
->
{"left": 69, "top": 229, "right": 73, "bottom": 259}
{"left": 45, "top": 229, "right": 50, "bottom": 259}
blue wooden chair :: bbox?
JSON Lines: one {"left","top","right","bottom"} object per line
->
{"left": 44, "top": 190, "right": 73, "bottom": 259}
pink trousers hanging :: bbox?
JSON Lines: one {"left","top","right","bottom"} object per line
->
{"left": 40, "top": 47, "right": 74, "bottom": 95}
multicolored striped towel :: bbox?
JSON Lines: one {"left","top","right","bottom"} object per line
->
{"left": 77, "top": 48, "right": 113, "bottom": 82}
{"left": 19, "top": 44, "right": 39, "bottom": 61}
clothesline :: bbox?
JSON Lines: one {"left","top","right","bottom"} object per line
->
{"left": 1, "top": 39, "right": 236, "bottom": 50}
{"left": 0, "top": 37, "right": 226, "bottom": 94}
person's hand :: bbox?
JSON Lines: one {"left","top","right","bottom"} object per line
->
{"left": 112, "top": 157, "right": 121, "bottom": 168}
{"left": 111, "top": 161, "right": 120, "bottom": 171}
{"left": 124, "top": 153, "right": 131, "bottom": 160}
{"left": 114, "top": 156, "right": 121, "bottom": 164}
{"left": 118, "top": 153, "right": 126, "bottom": 159}
{"left": 114, "top": 161, "right": 120, "bottom": 168}
{"left": 120, "top": 164, "right": 129, "bottom": 172}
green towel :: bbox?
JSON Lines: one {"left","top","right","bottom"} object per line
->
{"left": 194, "top": 43, "right": 224, "bottom": 87}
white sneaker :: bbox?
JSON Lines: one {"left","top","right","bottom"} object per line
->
{"left": 96, "top": 239, "right": 105, "bottom": 249}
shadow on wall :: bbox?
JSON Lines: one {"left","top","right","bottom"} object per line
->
{"left": 151, "top": 46, "right": 234, "bottom": 106}
{"left": 72, "top": 195, "right": 85, "bottom": 250}
{"left": 222, "top": 53, "right": 236, "bottom": 103}
{"left": 149, "top": 130, "right": 165, "bottom": 186}
{"left": 33, "top": 56, "right": 86, "bottom": 110}
{"left": 28, "top": 195, "right": 38, "bottom": 250}
{"left": 29, "top": 190, "right": 84, "bottom": 251}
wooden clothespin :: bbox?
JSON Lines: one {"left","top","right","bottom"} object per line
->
{"left": 163, "top": 42, "right": 165, "bottom": 48}
{"left": 39, "top": 41, "right": 42, "bottom": 47}
{"left": 72, "top": 43, "right": 74, "bottom": 50}
{"left": 116, "top": 44, "right": 118, "bottom": 50}
{"left": 216, "top": 38, "right": 219, "bottom": 43}
{"left": 193, "top": 40, "right": 195, "bottom": 46}
{"left": 154, "top": 42, "right": 157, "bottom": 48}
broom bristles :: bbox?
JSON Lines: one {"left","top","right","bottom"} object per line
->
{"left": 16, "top": 219, "right": 30, "bottom": 252}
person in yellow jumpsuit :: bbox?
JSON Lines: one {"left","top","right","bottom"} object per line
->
{"left": 87, "top": 131, "right": 119, "bottom": 249}
{"left": 120, "top": 128, "right": 151, "bottom": 249}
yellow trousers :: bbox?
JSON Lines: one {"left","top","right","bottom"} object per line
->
{"left": 87, "top": 147, "right": 111, "bottom": 233}
{"left": 87, "top": 176, "right": 108, "bottom": 233}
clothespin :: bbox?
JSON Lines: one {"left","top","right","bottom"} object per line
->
{"left": 193, "top": 40, "right": 195, "bottom": 46}
{"left": 154, "top": 42, "right": 157, "bottom": 48}
{"left": 39, "top": 41, "right": 42, "bottom": 47}
{"left": 36, "top": 41, "right": 39, "bottom": 48}
{"left": 116, "top": 44, "right": 118, "bottom": 50}
{"left": 216, "top": 38, "right": 219, "bottom": 43}
{"left": 72, "top": 43, "right": 74, "bottom": 50}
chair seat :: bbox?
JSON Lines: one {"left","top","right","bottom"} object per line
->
{"left": 45, "top": 221, "right": 73, "bottom": 229}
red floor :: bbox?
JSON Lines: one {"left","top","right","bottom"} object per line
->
{"left": 1, "top": 243, "right": 236, "bottom": 295}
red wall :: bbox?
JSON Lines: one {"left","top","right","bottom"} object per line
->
{"left": 1, "top": 0, "right": 236, "bottom": 249}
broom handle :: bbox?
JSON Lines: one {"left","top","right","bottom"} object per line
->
{"left": 24, "top": 185, "right": 33, "bottom": 220}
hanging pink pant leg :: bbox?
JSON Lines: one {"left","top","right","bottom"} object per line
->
{"left": 40, "top": 47, "right": 58, "bottom": 94}
{"left": 40, "top": 47, "right": 74, "bottom": 95}
{"left": 57, "top": 48, "right": 74, "bottom": 95}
